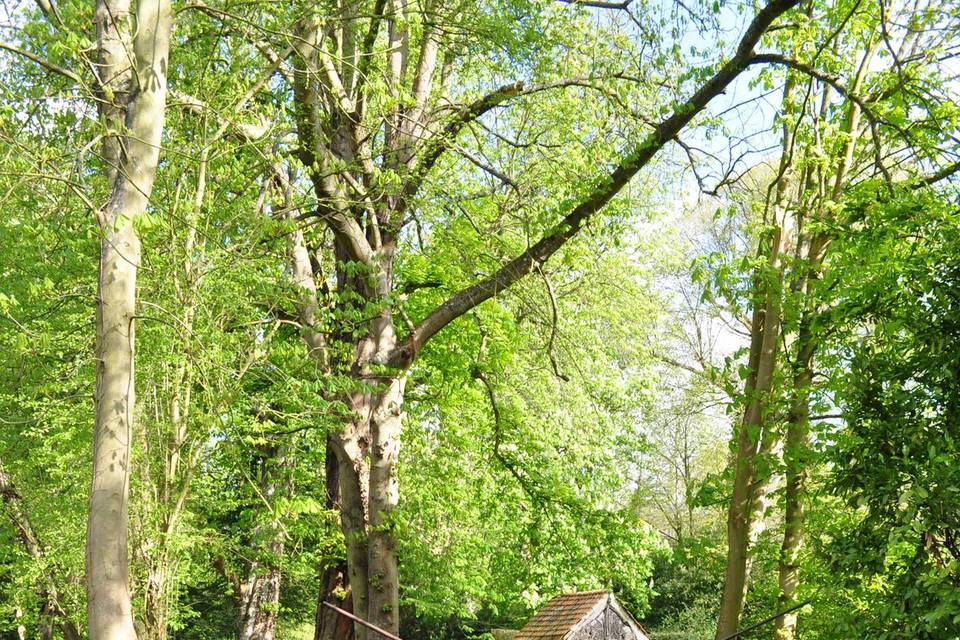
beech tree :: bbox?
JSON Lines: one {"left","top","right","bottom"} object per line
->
{"left": 86, "top": 1, "right": 172, "bottom": 638}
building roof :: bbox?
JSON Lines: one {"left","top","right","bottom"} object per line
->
{"left": 515, "top": 591, "right": 609, "bottom": 640}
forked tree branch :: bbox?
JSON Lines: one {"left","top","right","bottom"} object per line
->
{"left": 402, "top": 74, "right": 641, "bottom": 208}
{"left": 386, "top": 0, "right": 801, "bottom": 367}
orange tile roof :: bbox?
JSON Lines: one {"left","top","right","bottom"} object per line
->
{"left": 515, "top": 591, "right": 609, "bottom": 640}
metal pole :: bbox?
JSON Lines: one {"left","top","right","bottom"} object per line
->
{"left": 321, "top": 601, "right": 405, "bottom": 640}
{"left": 718, "top": 599, "right": 813, "bottom": 640}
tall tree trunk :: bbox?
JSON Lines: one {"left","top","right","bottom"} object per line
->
{"left": 366, "top": 375, "right": 405, "bottom": 635}
{"left": 273, "top": 169, "right": 366, "bottom": 640}
{"left": 238, "top": 561, "right": 283, "bottom": 640}
{"left": 315, "top": 564, "right": 354, "bottom": 640}
{"left": 714, "top": 67, "right": 799, "bottom": 639}
{"left": 714, "top": 264, "right": 786, "bottom": 639}
{"left": 90, "top": 211, "right": 141, "bottom": 640}
{"left": 332, "top": 410, "right": 372, "bottom": 640}
{"left": 88, "top": 1, "right": 171, "bottom": 638}
{"left": 282, "top": 2, "right": 801, "bottom": 636}
{"left": 324, "top": 248, "right": 406, "bottom": 639}
{"left": 773, "top": 322, "right": 814, "bottom": 640}
{"left": 773, "top": 232, "right": 827, "bottom": 640}
{"left": 714, "top": 216, "right": 794, "bottom": 638}
{"left": 143, "top": 557, "right": 171, "bottom": 640}
{"left": 329, "top": 379, "right": 406, "bottom": 640}
{"left": 768, "top": 36, "right": 876, "bottom": 635}
{"left": 314, "top": 439, "right": 354, "bottom": 640}
{"left": 237, "top": 446, "right": 293, "bottom": 640}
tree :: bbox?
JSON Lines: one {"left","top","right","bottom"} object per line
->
{"left": 85, "top": 1, "right": 172, "bottom": 638}
{"left": 0, "top": 461, "right": 81, "bottom": 640}
{"left": 819, "top": 187, "right": 960, "bottom": 639}
{"left": 684, "top": 0, "right": 960, "bottom": 633}
{"left": 3, "top": 0, "right": 959, "bottom": 639}
{"left": 263, "top": 0, "right": 802, "bottom": 633}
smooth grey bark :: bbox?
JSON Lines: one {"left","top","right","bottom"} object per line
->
{"left": 90, "top": 209, "right": 140, "bottom": 640}
{"left": 88, "top": 1, "right": 171, "bottom": 639}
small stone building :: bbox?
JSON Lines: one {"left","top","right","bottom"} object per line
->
{"left": 515, "top": 591, "right": 649, "bottom": 640}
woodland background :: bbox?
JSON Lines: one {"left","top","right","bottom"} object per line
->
{"left": 0, "top": 0, "right": 959, "bottom": 639}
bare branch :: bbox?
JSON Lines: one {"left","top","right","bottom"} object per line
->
{"left": 454, "top": 145, "right": 519, "bottom": 190}
{"left": 919, "top": 159, "right": 960, "bottom": 186}
{"left": 537, "top": 267, "right": 570, "bottom": 382}
{"left": 557, "top": 0, "right": 631, "bottom": 8}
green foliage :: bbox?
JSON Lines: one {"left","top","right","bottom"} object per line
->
{"left": 1, "top": 0, "right": 959, "bottom": 638}
{"left": 397, "top": 236, "right": 665, "bottom": 635}
{"left": 644, "top": 538, "right": 724, "bottom": 638}
{"left": 815, "top": 189, "right": 960, "bottom": 638}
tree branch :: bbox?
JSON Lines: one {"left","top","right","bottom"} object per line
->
{"left": 473, "top": 367, "right": 546, "bottom": 503}
{"left": 353, "top": 0, "right": 388, "bottom": 113}
{"left": 748, "top": 52, "right": 917, "bottom": 187}
{"left": 180, "top": 0, "right": 293, "bottom": 85}
{"left": 0, "top": 42, "right": 82, "bottom": 83}
{"left": 402, "top": 74, "right": 642, "bottom": 207}
{"left": 33, "top": 0, "right": 64, "bottom": 26}
{"left": 387, "top": 0, "right": 801, "bottom": 367}
{"left": 919, "top": 159, "right": 960, "bottom": 186}
{"left": 557, "top": 0, "right": 631, "bottom": 8}
{"left": 746, "top": 53, "right": 882, "bottom": 139}
{"left": 454, "top": 145, "right": 519, "bottom": 190}
{"left": 537, "top": 267, "right": 570, "bottom": 382}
